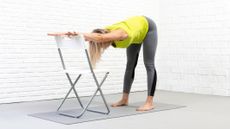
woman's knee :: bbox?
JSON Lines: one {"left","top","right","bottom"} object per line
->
{"left": 144, "top": 63, "right": 155, "bottom": 71}
{"left": 125, "top": 62, "right": 136, "bottom": 71}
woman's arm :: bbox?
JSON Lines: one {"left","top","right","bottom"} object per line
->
{"left": 47, "top": 29, "right": 128, "bottom": 43}
{"left": 83, "top": 29, "right": 128, "bottom": 43}
{"left": 47, "top": 32, "right": 78, "bottom": 36}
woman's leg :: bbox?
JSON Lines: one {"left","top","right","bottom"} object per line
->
{"left": 137, "top": 17, "right": 158, "bottom": 111}
{"left": 111, "top": 44, "right": 141, "bottom": 107}
{"left": 123, "top": 44, "right": 142, "bottom": 94}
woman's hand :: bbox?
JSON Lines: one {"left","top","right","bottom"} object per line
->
{"left": 65, "top": 31, "right": 78, "bottom": 37}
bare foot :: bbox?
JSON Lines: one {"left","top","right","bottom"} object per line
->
{"left": 136, "top": 103, "right": 155, "bottom": 111}
{"left": 111, "top": 99, "right": 128, "bottom": 107}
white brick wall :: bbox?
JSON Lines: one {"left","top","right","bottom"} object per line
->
{"left": 3, "top": 0, "right": 229, "bottom": 104}
{"left": 0, "top": 0, "right": 159, "bottom": 103}
{"left": 157, "top": 0, "right": 230, "bottom": 96}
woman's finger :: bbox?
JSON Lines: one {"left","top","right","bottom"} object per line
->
{"left": 65, "top": 32, "right": 71, "bottom": 38}
{"left": 72, "top": 31, "right": 78, "bottom": 36}
{"left": 47, "top": 32, "right": 67, "bottom": 36}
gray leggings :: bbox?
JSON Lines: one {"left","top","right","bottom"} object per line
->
{"left": 123, "top": 17, "right": 158, "bottom": 96}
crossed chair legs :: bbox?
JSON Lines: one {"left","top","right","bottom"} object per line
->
{"left": 57, "top": 72, "right": 110, "bottom": 118}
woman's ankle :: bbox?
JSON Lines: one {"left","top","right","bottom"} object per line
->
{"left": 122, "top": 92, "right": 129, "bottom": 101}
{"left": 145, "top": 96, "right": 154, "bottom": 104}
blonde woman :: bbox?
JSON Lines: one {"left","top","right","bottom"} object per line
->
{"left": 48, "top": 16, "right": 158, "bottom": 111}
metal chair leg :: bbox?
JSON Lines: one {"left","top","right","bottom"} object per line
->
{"left": 58, "top": 72, "right": 110, "bottom": 118}
{"left": 75, "top": 72, "right": 110, "bottom": 118}
{"left": 57, "top": 74, "right": 83, "bottom": 112}
{"left": 66, "top": 73, "right": 84, "bottom": 109}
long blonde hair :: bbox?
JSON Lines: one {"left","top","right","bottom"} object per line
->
{"left": 89, "top": 29, "right": 112, "bottom": 68}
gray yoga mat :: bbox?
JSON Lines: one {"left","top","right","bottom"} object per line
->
{"left": 30, "top": 102, "right": 185, "bottom": 125}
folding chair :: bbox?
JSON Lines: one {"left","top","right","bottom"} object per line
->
{"left": 53, "top": 34, "right": 110, "bottom": 118}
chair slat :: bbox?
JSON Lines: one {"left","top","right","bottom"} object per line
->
{"left": 55, "top": 35, "right": 86, "bottom": 49}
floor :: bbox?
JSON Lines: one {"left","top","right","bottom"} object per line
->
{"left": 0, "top": 90, "right": 230, "bottom": 129}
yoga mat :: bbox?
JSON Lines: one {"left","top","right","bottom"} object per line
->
{"left": 30, "top": 102, "right": 185, "bottom": 125}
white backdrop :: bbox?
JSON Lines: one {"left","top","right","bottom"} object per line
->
{"left": 157, "top": 0, "right": 230, "bottom": 96}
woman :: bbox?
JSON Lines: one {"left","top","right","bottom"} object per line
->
{"left": 48, "top": 16, "right": 158, "bottom": 111}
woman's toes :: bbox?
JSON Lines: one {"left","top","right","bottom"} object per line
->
{"left": 136, "top": 104, "right": 154, "bottom": 111}
{"left": 111, "top": 100, "right": 128, "bottom": 107}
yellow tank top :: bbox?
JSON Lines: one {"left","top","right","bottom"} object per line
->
{"left": 105, "top": 16, "right": 149, "bottom": 48}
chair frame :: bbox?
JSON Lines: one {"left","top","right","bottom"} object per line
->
{"left": 54, "top": 35, "right": 110, "bottom": 118}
